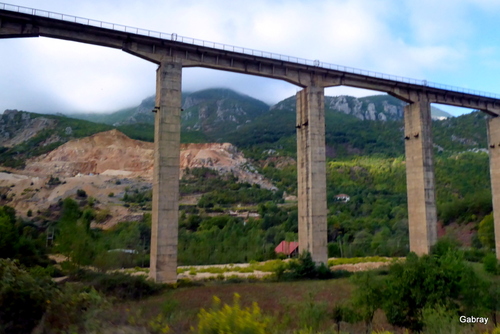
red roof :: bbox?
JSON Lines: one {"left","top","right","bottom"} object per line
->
{"left": 275, "top": 241, "right": 299, "bottom": 255}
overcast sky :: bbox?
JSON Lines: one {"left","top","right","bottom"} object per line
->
{"left": 1, "top": 0, "right": 500, "bottom": 116}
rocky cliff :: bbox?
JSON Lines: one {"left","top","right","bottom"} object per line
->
{"left": 0, "top": 110, "right": 57, "bottom": 147}
{"left": 271, "top": 95, "right": 406, "bottom": 121}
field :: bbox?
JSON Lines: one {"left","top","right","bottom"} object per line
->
{"left": 105, "top": 278, "right": 383, "bottom": 333}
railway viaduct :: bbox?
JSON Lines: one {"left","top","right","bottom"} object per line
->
{"left": 2, "top": 3, "right": 500, "bottom": 283}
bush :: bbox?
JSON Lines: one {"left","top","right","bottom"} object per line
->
{"left": 42, "top": 284, "right": 107, "bottom": 333}
{"left": 430, "top": 237, "right": 461, "bottom": 258}
{"left": 297, "top": 296, "right": 329, "bottom": 332}
{"left": 331, "top": 304, "right": 361, "bottom": 333}
{"left": 350, "top": 271, "right": 384, "bottom": 333}
{"left": 76, "top": 189, "right": 87, "bottom": 198}
{"left": 285, "top": 252, "right": 333, "bottom": 280}
{"left": 0, "top": 259, "right": 54, "bottom": 333}
{"left": 194, "top": 294, "right": 270, "bottom": 334}
{"left": 382, "top": 251, "right": 488, "bottom": 332}
{"left": 47, "top": 175, "right": 61, "bottom": 186}
{"left": 463, "top": 248, "right": 487, "bottom": 262}
{"left": 483, "top": 253, "right": 499, "bottom": 275}
{"left": 69, "top": 270, "right": 165, "bottom": 300}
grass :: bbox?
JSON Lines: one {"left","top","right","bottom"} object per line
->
{"left": 106, "top": 278, "right": 364, "bottom": 333}
{"left": 328, "top": 256, "right": 392, "bottom": 266}
{"left": 174, "top": 257, "right": 392, "bottom": 277}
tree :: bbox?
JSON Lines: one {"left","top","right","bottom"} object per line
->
{"left": 382, "top": 251, "right": 487, "bottom": 332}
{"left": 478, "top": 213, "right": 495, "bottom": 250}
{"left": 56, "top": 198, "right": 96, "bottom": 266}
{"left": 350, "top": 271, "right": 384, "bottom": 333}
{"left": 0, "top": 206, "right": 49, "bottom": 267}
{"left": 0, "top": 259, "right": 54, "bottom": 333}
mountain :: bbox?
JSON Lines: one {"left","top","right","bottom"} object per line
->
{"left": 65, "top": 89, "right": 453, "bottom": 152}
{"left": 226, "top": 105, "right": 486, "bottom": 160}
{"left": 180, "top": 88, "right": 270, "bottom": 135}
{"left": 68, "top": 89, "right": 449, "bottom": 131}
{"left": 0, "top": 88, "right": 484, "bottom": 170}
{"left": 0, "top": 109, "right": 113, "bottom": 168}
{"left": 269, "top": 94, "right": 450, "bottom": 121}
{"left": 69, "top": 88, "right": 270, "bottom": 128}
{"left": 431, "top": 106, "right": 453, "bottom": 120}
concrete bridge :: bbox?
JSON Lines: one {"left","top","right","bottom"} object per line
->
{"left": 2, "top": 3, "right": 500, "bottom": 283}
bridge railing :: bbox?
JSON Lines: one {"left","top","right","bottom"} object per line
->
{"left": 2, "top": 2, "right": 499, "bottom": 100}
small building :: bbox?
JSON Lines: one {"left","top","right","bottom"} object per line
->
{"left": 334, "top": 193, "right": 350, "bottom": 202}
{"left": 275, "top": 241, "right": 299, "bottom": 257}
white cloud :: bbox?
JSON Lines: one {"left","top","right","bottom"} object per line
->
{"left": 0, "top": 0, "right": 499, "bottom": 114}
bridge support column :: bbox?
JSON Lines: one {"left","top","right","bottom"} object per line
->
{"left": 150, "top": 60, "right": 182, "bottom": 283}
{"left": 296, "top": 85, "right": 328, "bottom": 264}
{"left": 487, "top": 117, "right": 500, "bottom": 259}
{"left": 404, "top": 97, "right": 437, "bottom": 255}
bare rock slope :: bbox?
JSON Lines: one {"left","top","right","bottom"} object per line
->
{"left": 25, "top": 129, "right": 275, "bottom": 188}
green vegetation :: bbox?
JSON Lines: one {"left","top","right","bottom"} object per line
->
{"left": 0, "top": 205, "right": 50, "bottom": 268}
{"left": 2, "top": 90, "right": 500, "bottom": 332}
{"left": 195, "top": 294, "right": 270, "bottom": 334}
{"left": 0, "top": 259, "right": 54, "bottom": 333}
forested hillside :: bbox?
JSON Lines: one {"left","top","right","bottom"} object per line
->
{"left": 0, "top": 88, "right": 494, "bottom": 263}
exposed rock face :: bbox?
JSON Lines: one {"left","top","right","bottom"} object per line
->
{"left": 24, "top": 130, "right": 275, "bottom": 189}
{"left": 324, "top": 96, "right": 406, "bottom": 121}
{"left": 113, "top": 89, "right": 269, "bottom": 134}
{"left": 270, "top": 95, "right": 407, "bottom": 121}
{"left": 0, "top": 110, "right": 56, "bottom": 147}
{"left": 25, "top": 129, "right": 154, "bottom": 176}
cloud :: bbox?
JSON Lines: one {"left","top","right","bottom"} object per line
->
{"left": 1, "top": 0, "right": 499, "bottom": 115}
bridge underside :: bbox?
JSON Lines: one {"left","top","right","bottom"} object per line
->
{"left": 3, "top": 6, "right": 500, "bottom": 283}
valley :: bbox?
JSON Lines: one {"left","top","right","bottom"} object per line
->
{"left": 0, "top": 88, "right": 496, "bottom": 333}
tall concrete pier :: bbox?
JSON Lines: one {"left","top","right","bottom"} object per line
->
{"left": 488, "top": 117, "right": 500, "bottom": 258}
{"left": 296, "top": 84, "right": 328, "bottom": 264}
{"left": 150, "top": 60, "right": 182, "bottom": 283}
{"left": 403, "top": 96, "right": 437, "bottom": 254}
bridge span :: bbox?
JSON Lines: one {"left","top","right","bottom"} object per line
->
{"left": 2, "top": 2, "right": 500, "bottom": 283}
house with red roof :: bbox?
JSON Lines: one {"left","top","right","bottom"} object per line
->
{"left": 275, "top": 241, "right": 299, "bottom": 257}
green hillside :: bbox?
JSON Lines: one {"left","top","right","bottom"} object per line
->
{"left": 68, "top": 106, "right": 138, "bottom": 125}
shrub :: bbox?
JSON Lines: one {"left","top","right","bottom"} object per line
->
{"left": 69, "top": 270, "right": 165, "bottom": 300}
{"left": 382, "top": 251, "right": 488, "bottom": 332}
{"left": 422, "top": 304, "right": 464, "bottom": 334}
{"left": 483, "top": 253, "right": 499, "bottom": 275}
{"left": 47, "top": 175, "right": 61, "bottom": 186}
{"left": 95, "top": 208, "right": 110, "bottom": 223}
{"left": 350, "top": 271, "right": 384, "bottom": 333}
{"left": 76, "top": 189, "right": 87, "bottom": 198}
{"left": 0, "top": 259, "right": 54, "bottom": 333}
{"left": 285, "top": 252, "right": 333, "bottom": 280}
{"left": 463, "top": 248, "right": 487, "bottom": 262}
{"left": 430, "top": 237, "right": 460, "bottom": 258}
{"left": 42, "top": 284, "right": 107, "bottom": 332}
{"left": 108, "top": 192, "right": 114, "bottom": 197}
{"left": 288, "top": 252, "right": 317, "bottom": 279}
{"left": 297, "top": 295, "right": 329, "bottom": 332}
{"left": 194, "top": 294, "right": 270, "bottom": 334}
{"left": 331, "top": 304, "right": 359, "bottom": 333}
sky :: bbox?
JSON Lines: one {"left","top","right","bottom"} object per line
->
{"left": 1, "top": 0, "right": 500, "bottom": 116}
